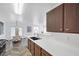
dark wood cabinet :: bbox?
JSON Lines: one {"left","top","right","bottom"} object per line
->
{"left": 41, "top": 48, "right": 52, "bottom": 56}
{"left": 47, "top": 4, "right": 64, "bottom": 32}
{"left": 28, "top": 39, "right": 52, "bottom": 56}
{"left": 47, "top": 3, "right": 79, "bottom": 33}
{"left": 64, "top": 3, "right": 79, "bottom": 33}
{"left": 28, "top": 39, "right": 35, "bottom": 56}
{"left": 30, "top": 40, "right": 35, "bottom": 56}
{"left": 28, "top": 39, "right": 31, "bottom": 51}
{"left": 35, "top": 43, "right": 41, "bottom": 56}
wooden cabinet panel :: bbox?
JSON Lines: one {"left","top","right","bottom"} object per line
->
{"left": 47, "top": 4, "right": 64, "bottom": 32}
{"left": 35, "top": 43, "right": 41, "bottom": 56}
{"left": 28, "top": 39, "right": 52, "bottom": 56}
{"left": 41, "top": 48, "right": 52, "bottom": 56}
{"left": 47, "top": 3, "right": 79, "bottom": 33}
{"left": 28, "top": 39, "right": 35, "bottom": 56}
{"left": 30, "top": 40, "right": 35, "bottom": 56}
{"left": 28, "top": 39, "right": 31, "bottom": 51}
{"left": 64, "top": 3, "right": 79, "bottom": 33}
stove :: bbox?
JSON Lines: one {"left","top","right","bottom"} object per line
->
{"left": 0, "top": 39, "right": 6, "bottom": 56}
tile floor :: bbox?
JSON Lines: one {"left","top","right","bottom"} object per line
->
{"left": 4, "top": 39, "right": 32, "bottom": 56}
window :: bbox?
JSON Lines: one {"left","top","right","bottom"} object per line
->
{"left": 11, "top": 27, "right": 15, "bottom": 36}
{"left": 0, "top": 22, "right": 4, "bottom": 35}
{"left": 19, "top": 28, "right": 22, "bottom": 36}
{"left": 33, "top": 26, "right": 39, "bottom": 33}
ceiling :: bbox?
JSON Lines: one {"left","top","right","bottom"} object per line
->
{"left": 0, "top": 3, "right": 61, "bottom": 21}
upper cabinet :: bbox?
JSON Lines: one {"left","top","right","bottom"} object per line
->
{"left": 47, "top": 4, "right": 64, "bottom": 32}
{"left": 64, "top": 4, "right": 79, "bottom": 33}
{"left": 47, "top": 3, "right": 79, "bottom": 33}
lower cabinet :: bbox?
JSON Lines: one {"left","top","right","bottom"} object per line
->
{"left": 30, "top": 40, "right": 35, "bottom": 56}
{"left": 41, "top": 48, "right": 52, "bottom": 56}
{"left": 35, "top": 43, "right": 41, "bottom": 56}
{"left": 28, "top": 39, "right": 35, "bottom": 56}
{"left": 28, "top": 39, "right": 31, "bottom": 51}
{"left": 28, "top": 39, "right": 52, "bottom": 56}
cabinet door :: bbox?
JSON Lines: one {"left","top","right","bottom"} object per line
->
{"left": 64, "top": 3, "right": 79, "bottom": 33}
{"left": 35, "top": 44, "right": 41, "bottom": 56}
{"left": 28, "top": 39, "right": 31, "bottom": 51}
{"left": 47, "top": 4, "right": 64, "bottom": 32}
{"left": 30, "top": 40, "right": 35, "bottom": 56}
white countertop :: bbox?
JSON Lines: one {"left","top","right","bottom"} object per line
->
{"left": 28, "top": 33, "right": 79, "bottom": 56}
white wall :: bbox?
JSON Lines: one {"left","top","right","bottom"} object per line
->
{"left": 26, "top": 3, "right": 62, "bottom": 33}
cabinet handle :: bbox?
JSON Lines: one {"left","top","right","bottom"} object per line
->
{"left": 60, "top": 28, "right": 63, "bottom": 31}
{"left": 65, "top": 28, "right": 69, "bottom": 31}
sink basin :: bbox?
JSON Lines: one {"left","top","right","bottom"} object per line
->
{"left": 30, "top": 37, "right": 40, "bottom": 40}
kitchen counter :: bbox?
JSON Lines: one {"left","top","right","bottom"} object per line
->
{"left": 28, "top": 33, "right": 79, "bottom": 56}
